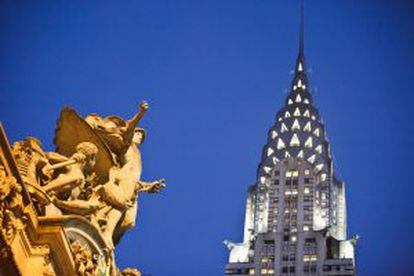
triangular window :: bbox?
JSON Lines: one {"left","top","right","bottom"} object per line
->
{"left": 288, "top": 99, "right": 294, "bottom": 105}
{"left": 304, "top": 98, "right": 310, "bottom": 104}
{"left": 292, "top": 119, "right": 300, "bottom": 131}
{"left": 281, "top": 123, "right": 288, "bottom": 133}
{"left": 304, "top": 121, "right": 311, "bottom": 132}
{"left": 305, "top": 137, "right": 313, "bottom": 148}
{"left": 304, "top": 110, "right": 310, "bottom": 117}
{"left": 272, "top": 157, "right": 279, "bottom": 164}
{"left": 307, "top": 154, "right": 316, "bottom": 164}
{"left": 298, "top": 62, "right": 303, "bottom": 72}
{"left": 285, "top": 151, "right": 291, "bottom": 158}
{"left": 267, "top": 147, "right": 274, "bottom": 157}
{"left": 294, "top": 108, "right": 301, "bottom": 117}
{"left": 277, "top": 138, "right": 286, "bottom": 150}
{"left": 297, "top": 150, "right": 304, "bottom": 158}
{"left": 313, "top": 128, "right": 320, "bottom": 137}
{"left": 315, "top": 163, "right": 324, "bottom": 172}
{"left": 296, "top": 94, "right": 302, "bottom": 103}
{"left": 315, "top": 145, "right": 322, "bottom": 154}
{"left": 271, "top": 130, "right": 278, "bottom": 139}
{"left": 290, "top": 133, "right": 300, "bottom": 147}
{"left": 285, "top": 111, "right": 291, "bottom": 118}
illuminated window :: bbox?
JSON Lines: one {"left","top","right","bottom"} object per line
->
{"left": 304, "top": 187, "right": 310, "bottom": 194}
{"left": 304, "top": 109, "right": 310, "bottom": 117}
{"left": 298, "top": 62, "right": 303, "bottom": 72}
{"left": 303, "top": 225, "right": 309, "bottom": 231}
{"left": 286, "top": 170, "right": 299, "bottom": 178}
{"left": 285, "top": 111, "right": 291, "bottom": 118}
{"left": 296, "top": 94, "right": 302, "bottom": 103}
{"left": 271, "top": 130, "right": 278, "bottom": 139}
{"left": 315, "top": 145, "right": 322, "bottom": 154}
{"left": 290, "top": 134, "right": 300, "bottom": 146}
{"left": 281, "top": 123, "right": 288, "bottom": 133}
{"left": 285, "top": 151, "right": 291, "bottom": 158}
{"left": 304, "top": 98, "right": 310, "bottom": 104}
{"left": 304, "top": 169, "right": 310, "bottom": 175}
{"left": 315, "top": 163, "right": 324, "bottom": 172}
{"left": 292, "top": 119, "right": 300, "bottom": 130}
{"left": 267, "top": 147, "right": 274, "bottom": 156}
{"left": 307, "top": 154, "right": 316, "bottom": 164}
{"left": 313, "top": 128, "right": 320, "bottom": 137}
{"left": 297, "top": 150, "right": 304, "bottom": 158}
{"left": 294, "top": 107, "right": 301, "bottom": 116}
{"left": 277, "top": 138, "right": 286, "bottom": 150}
{"left": 304, "top": 121, "right": 311, "bottom": 132}
{"left": 305, "top": 137, "right": 313, "bottom": 148}
{"left": 297, "top": 79, "right": 303, "bottom": 87}
{"left": 288, "top": 98, "right": 294, "bottom": 105}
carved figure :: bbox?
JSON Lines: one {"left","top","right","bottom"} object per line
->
{"left": 85, "top": 102, "right": 165, "bottom": 247}
{"left": 42, "top": 142, "right": 98, "bottom": 194}
{"left": 0, "top": 100, "right": 165, "bottom": 275}
{"left": 70, "top": 240, "right": 98, "bottom": 276}
{"left": 12, "top": 138, "right": 99, "bottom": 210}
{"left": 0, "top": 166, "right": 25, "bottom": 247}
{"left": 53, "top": 101, "right": 165, "bottom": 248}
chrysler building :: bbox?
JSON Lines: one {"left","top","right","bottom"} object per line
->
{"left": 224, "top": 2, "right": 357, "bottom": 275}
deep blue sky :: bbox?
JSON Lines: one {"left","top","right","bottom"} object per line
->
{"left": 1, "top": 0, "right": 414, "bottom": 275}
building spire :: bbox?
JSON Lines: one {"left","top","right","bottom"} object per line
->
{"left": 288, "top": 0, "right": 311, "bottom": 105}
{"left": 299, "top": 0, "right": 305, "bottom": 56}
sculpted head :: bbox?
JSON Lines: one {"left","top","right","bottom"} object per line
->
{"left": 132, "top": 128, "right": 146, "bottom": 145}
{"left": 76, "top": 142, "right": 98, "bottom": 169}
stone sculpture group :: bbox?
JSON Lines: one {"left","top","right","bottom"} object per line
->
{"left": 0, "top": 101, "right": 165, "bottom": 275}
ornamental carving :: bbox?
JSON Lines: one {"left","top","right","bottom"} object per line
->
{"left": 0, "top": 165, "right": 26, "bottom": 254}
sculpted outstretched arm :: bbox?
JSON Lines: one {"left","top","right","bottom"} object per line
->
{"left": 124, "top": 101, "right": 149, "bottom": 141}
{"left": 52, "top": 197, "right": 102, "bottom": 215}
{"left": 128, "top": 101, "right": 149, "bottom": 128}
{"left": 45, "top": 151, "right": 69, "bottom": 163}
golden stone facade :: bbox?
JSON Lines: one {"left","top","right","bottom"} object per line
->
{"left": 0, "top": 102, "right": 165, "bottom": 275}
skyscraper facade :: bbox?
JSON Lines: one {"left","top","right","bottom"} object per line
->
{"left": 224, "top": 3, "right": 357, "bottom": 276}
